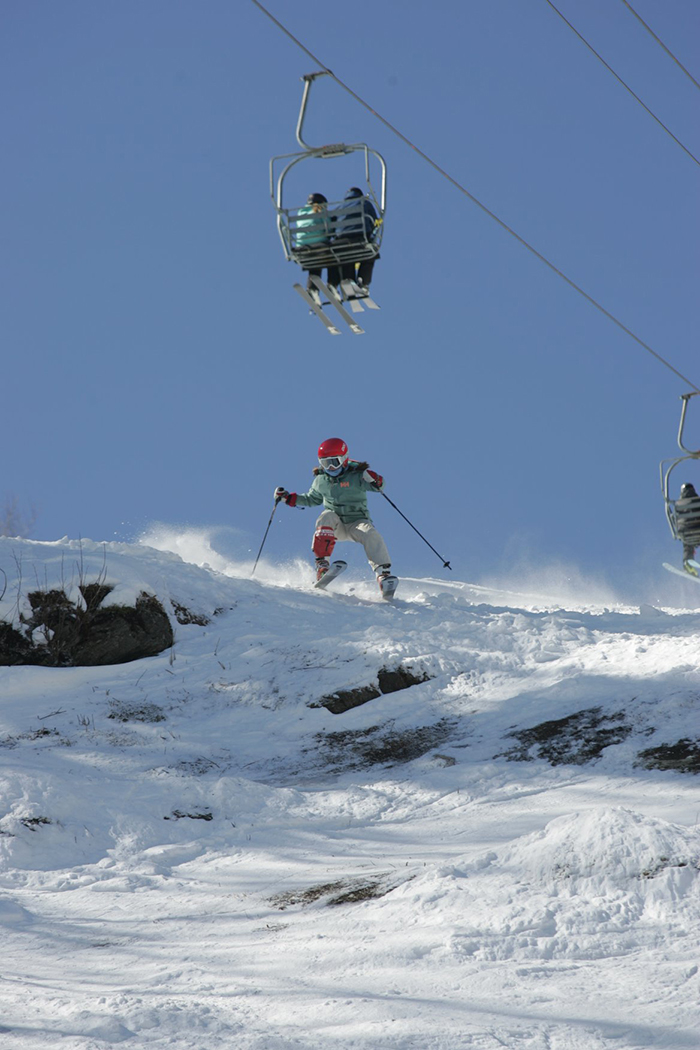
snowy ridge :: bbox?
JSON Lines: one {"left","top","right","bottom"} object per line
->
{"left": 0, "top": 534, "right": 699, "bottom": 1049}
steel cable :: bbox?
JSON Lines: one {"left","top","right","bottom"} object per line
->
{"left": 251, "top": 0, "right": 700, "bottom": 394}
{"left": 543, "top": 0, "right": 700, "bottom": 169}
{"left": 619, "top": 0, "right": 700, "bottom": 93}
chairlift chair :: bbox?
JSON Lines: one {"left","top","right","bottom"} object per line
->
{"left": 660, "top": 392, "right": 700, "bottom": 550}
{"left": 269, "top": 72, "right": 387, "bottom": 287}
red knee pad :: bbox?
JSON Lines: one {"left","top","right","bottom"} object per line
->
{"left": 313, "top": 526, "right": 336, "bottom": 559}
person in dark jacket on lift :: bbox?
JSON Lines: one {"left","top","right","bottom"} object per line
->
{"left": 328, "top": 187, "right": 379, "bottom": 294}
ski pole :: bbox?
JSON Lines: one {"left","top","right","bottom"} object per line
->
{"left": 252, "top": 498, "right": 280, "bottom": 576}
{"left": 380, "top": 491, "right": 452, "bottom": 570}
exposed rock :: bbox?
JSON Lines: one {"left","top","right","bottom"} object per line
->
{"left": 319, "top": 663, "right": 431, "bottom": 714}
{"left": 0, "top": 622, "right": 37, "bottom": 665}
{"left": 164, "top": 810, "right": 213, "bottom": 821}
{"left": 321, "top": 683, "right": 381, "bottom": 715}
{"left": 76, "top": 593, "right": 173, "bottom": 665}
{"left": 171, "top": 601, "right": 211, "bottom": 626}
{"left": 0, "top": 585, "right": 173, "bottom": 667}
{"left": 377, "top": 665, "right": 431, "bottom": 694}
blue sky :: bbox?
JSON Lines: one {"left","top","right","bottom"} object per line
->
{"left": 3, "top": 1, "right": 699, "bottom": 599}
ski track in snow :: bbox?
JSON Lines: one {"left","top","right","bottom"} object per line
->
{"left": 0, "top": 533, "right": 699, "bottom": 1049}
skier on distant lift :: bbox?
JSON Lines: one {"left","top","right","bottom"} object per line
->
{"left": 274, "top": 438, "right": 396, "bottom": 594}
{"left": 676, "top": 482, "right": 700, "bottom": 576}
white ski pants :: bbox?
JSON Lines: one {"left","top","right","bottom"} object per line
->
{"left": 312, "top": 511, "right": 391, "bottom": 573}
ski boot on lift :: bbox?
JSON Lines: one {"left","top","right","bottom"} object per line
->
{"left": 683, "top": 544, "right": 699, "bottom": 577}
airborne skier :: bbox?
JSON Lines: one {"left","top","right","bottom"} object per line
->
{"left": 275, "top": 437, "right": 397, "bottom": 596}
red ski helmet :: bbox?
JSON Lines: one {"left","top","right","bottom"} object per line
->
{"left": 318, "top": 437, "right": 349, "bottom": 475}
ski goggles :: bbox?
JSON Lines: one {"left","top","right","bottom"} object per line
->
{"left": 319, "top": 456, "right": 345, "bottom": 471}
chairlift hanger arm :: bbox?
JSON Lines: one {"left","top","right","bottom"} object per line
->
{"left": 295, "top": 74, "right": 359, "bottom": 157}
{"left": 296, "top": 71, "right": 332, "bottom": 150}
{"left": 660, "top": 393, "right": 700, "bottom": 500}
{"left": 290, "top": 72, "right": 387, "bottom": 209}
{"left": 676, "top": 392, "right": 700, "bottom": 455}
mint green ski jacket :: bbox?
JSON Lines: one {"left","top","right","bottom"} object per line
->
{"left": 290, "top": 462, "right": 384, "bottom": 524}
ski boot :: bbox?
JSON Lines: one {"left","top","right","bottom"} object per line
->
{"left": 683, "top": 545, "right": 699, "bottom": 576}
{"left": 315, "top": 558, "right": 330, "bottom": 583}
{"left": 376, "top": 566, "right": 399, "bottom": 600}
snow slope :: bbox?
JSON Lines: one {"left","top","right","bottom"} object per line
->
{"left": 0, "top": 534, "right": 699, "bottom": 1050}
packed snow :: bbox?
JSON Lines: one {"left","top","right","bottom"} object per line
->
{"left": 0, "top": 532, "right": 699, "bottom": 1050}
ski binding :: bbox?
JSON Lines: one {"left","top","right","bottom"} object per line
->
{"left": 340, "top": 279, "right": 381, "bottom": 313}
{"left": 314, "top": 560, "right": 348, "bottom": 589}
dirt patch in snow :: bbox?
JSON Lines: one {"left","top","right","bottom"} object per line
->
{"left": 496, "top": 706, "right": 633, "bottom": 766}
{"left": 270, "top": 874, "right": 400, "bottom": 909}
{"left": 636, "top": 738, "right": 700, "bottom": 774}
{"left": 312, "top": 717, "right": 455, "bottom": 772}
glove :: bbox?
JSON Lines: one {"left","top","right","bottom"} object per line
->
{"left": 274, "top": 487, "right": 297, "bottom": 507}
{"left": 362, "top": 468, "right": 383, "bottom": 489}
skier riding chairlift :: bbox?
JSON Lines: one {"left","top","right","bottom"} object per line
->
{"left": 269, "top": 73, "right": 386, "bottom": 332}
{"left": 660, "top": 393, "right": 700, "bottom": 577}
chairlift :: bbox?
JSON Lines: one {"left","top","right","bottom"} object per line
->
{"left": 269, "top": 73, "right": 387, "bottom": 333}
{"left": 660, "top": 392, "right": 700, "bottom": 554}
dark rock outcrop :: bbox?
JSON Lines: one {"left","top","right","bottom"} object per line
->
{"left": 319, "top": 664, "right": 431, "bottom": 714}
{"left": 0, "top": 585, "right": 173, "bottom": 667}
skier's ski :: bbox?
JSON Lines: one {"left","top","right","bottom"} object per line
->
{"left": 294, "top": 283, "right": 341, "bottom": 335}
{"left": 379, "top": 574, "right": 399, "bottom": 600}
{"left": 309, "top": 276, "right": 364, "bottom": 335}
{"left": 662, "top": 560, "right": 700, "bottom": 583}
{"left": 340, "top": 279, "right": 381, "bottom": 311}
{"left": 314, "top": 560, "right": 348, "bottom": 589}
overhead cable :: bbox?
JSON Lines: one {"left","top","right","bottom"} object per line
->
{"left": 619, "top": 0, "right": 700, "bottom": 93}
{"left": 543, "top": 0, "right": 700, "bottom": 169}
{"left": 250, "top": 0, "right": 699, "bottom": 395}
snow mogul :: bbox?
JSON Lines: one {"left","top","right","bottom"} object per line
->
{"left": 274, "top": 437, "right": 396, "bottom": 596}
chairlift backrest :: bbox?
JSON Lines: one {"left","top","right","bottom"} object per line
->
{"left": 277, "top": 193, "right": 383, "bottom": 269}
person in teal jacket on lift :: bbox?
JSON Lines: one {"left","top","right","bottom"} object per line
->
{"left": 275, "top": 437, "right": 393, "bottom": 590}
{"left": 294, "top": 192, "right": 333, "bottom": 293}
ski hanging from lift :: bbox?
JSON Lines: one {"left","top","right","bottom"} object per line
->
{"left": 308, "top": 275, "right": 364, "bottom": 335}
{"left": 339, "top": 279, "right": 381, "bottom": 313}
{"left": 293, "top": 284, "right": 342, "bottom": 335}
{"left": 663, "top": 559, "right": 700, "bottom": 582}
